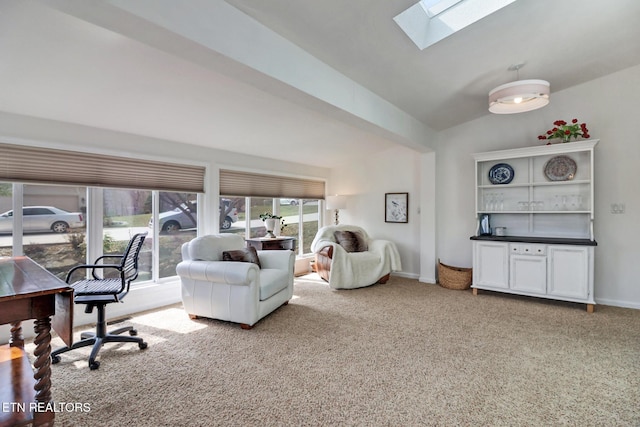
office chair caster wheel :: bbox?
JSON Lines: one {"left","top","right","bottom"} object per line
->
{"left": 139, "top": 341, "right": 148, "bottom": 350}
{"left": 89, "top": 360, "right": 100, "bottom": 370}
{"left": 51, "top": 355, "right": 60, "bottom": 364}
{"left": 129, "top": 329, "right": 138, "bottom": 336}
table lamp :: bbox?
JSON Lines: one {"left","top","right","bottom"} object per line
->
{"left": 326, "top": 195, "right": 347, "bottom": 225}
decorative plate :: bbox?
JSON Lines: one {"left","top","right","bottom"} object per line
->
{"left": 544, "top": 155, "right": 577, "bottom": 181}
{"left": 488, "top": 163, "right": 515, "bottom": 184}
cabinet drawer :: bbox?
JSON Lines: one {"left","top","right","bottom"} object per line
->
{"left": 510, "top": 243, "right": 546, "bottom": 256}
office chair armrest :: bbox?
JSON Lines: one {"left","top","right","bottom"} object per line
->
{"left": 94, "top": 254, "right": 124, "bottom": 263}
{"left": 66, "top": 263, "right": 123, "bottom": 283}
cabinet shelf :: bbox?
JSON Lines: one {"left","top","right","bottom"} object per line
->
{"left": 471, "top": 140, "right": 598, "bottom": 312}
{"left": 474, "top": 140, "right": 598, "bottom": 240}
{"left": 530, "top": 179, "right": 590, "bottom": 186}
{"left": 478, "top": 179, "right": 590, "bottom": 189}
{"left": 478, "top": 210, "right": 591, "bottom": 214}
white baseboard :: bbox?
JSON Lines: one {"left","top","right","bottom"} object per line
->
{"left": 595, "top": 298, "right": 640, "bottom": 310}
{"left": 392, "top": 271, "right": 419, "bottom": 280}
{"left": 418, "top": 276, "right": 436, "bottom": 284}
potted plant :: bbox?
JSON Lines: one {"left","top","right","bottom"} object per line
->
{"left": 259, "top": 212, "right": 282, "bottom": 238}
{"left": 538, "top": 118, "right": 590, "bottom": 143}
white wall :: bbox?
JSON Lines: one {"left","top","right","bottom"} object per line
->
{"left": 329, "top": 145, "right": 425, "bottom": 279}
{"left": 434, "top": 64, "right": 640, "bottom": 309}
{"left": 0, "top": 112, "right": 331, "bottom": 341}
{"left": 3, "top": 63, "right": 639, "bottom": 317}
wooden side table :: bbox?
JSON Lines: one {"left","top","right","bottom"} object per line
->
{"left": 246, "top": 237, "right": 296, "bottom": 252}
{"left": 0, "top": 256, "right": 74, "bottom": 427}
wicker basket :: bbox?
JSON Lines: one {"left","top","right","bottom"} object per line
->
{"left": 437, "top": 259, "right": 472, "bottom": 290}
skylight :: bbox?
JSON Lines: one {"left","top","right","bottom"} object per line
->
{"left": 394, "top": 0, "right": 518, "bottom": 50}
{"left": 420, "top": 0, "right": 464, "bottom": 18}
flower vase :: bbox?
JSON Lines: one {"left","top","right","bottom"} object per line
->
{"left": 265, "top": 218, "right": 278, "bottom": 238}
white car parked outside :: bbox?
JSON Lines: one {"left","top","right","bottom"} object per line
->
{"left": 0, "top": 206, "right": 85, "bottom": 234}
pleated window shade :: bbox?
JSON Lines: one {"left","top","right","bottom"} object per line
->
{"left": 220, "top": 169, "right": 324, "bottom": 200}
{"left": 0, "top": 143, "right": 205, "bottom": 193}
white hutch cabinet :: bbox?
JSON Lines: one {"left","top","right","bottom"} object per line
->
{"left": 470, "top": 140, "right": 598, "bottom": 312}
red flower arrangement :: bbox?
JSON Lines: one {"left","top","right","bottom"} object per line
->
{"left": 538, "top": 119, "right": 590, "bottom": 143}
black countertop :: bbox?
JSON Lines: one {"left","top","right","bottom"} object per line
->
{"left": 470, "top": 235, "right": 597, "bottom": 246}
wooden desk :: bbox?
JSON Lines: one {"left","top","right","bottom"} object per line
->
{"left": 246, "top": 237, "right": 296, "bottom": 252}
{"left": 0, "top": 256, "right": 73, "bottom": 427}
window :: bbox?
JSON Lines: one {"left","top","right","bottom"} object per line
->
{"left": 300, "top": 200, "right": 320, "bottom": 254}
{"left": 102, "top": 188, "right": 152, "bottom": 282}
{"left": 218, "top": 169, "right": 324, "bottom": 254}
{"left": 21, "top": 184, "right": 88, "bottom": 280}
{"left": 156, "top": 192, "right": 199, "bottom": 278}
{"left": 0, "top": 182, "right": 13, "bottom": 258}
{"left": 1, "top": 182, "right": 204, "bottom": 283}
{"left": 219, "top": 195, "right": 321, "bottom": 255}
{"left": 219, "top": 197, "right": 244, "bottom": 236}
{"left": 276, "top": 199, "right": 320, "bottom": 255}
{"left": 0, "top": 142, "right": 206, "bottom": 282}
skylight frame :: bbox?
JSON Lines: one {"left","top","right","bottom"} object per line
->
{"left": 395, "top": 0, "right": 518, "bottom": 50}
{"left": 420, "top": 0, "right": 464, "bottom": 18}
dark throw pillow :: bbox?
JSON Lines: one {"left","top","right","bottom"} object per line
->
{"left": 333, "top": 230, "right": 368, "bottom": 253}
{"left": 222, "top": 246, "right": 261, "bottom": 268}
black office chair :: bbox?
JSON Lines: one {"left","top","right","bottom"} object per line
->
{"left": 51, "top": 232, "right": 149, "bottom": 370}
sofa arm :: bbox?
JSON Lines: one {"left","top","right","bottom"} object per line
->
{"left": 176, "top": 260, "right": 259, "bottom": 285}
{"left": 367, "top": 239, "right": 390, "bottom": 254}
{"left": 315, "top": 245, "right": 334, "bottom": 282}
{"left": 257, "top": 250, "right": 295, "bottom": 271}
{"left": 318, "top": 245, "right": 333, "bottom": 259}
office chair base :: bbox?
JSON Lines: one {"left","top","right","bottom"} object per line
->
{"left": 51, "top": 326, "right": 147, "bottom": 370}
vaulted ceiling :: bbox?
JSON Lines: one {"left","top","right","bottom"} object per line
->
{"left": 227, "top": 0, "right": 640, "bottom": 130}
{"left": 1, "top": 0, "right": 639, "bottom": 167}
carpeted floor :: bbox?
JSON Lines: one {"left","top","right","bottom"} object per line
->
{"left": 26, "top": 275, "right": 640, "bottom": 426}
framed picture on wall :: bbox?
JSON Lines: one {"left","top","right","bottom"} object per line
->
{"left": 385, "top": 192, "right": 408, "bottom": 223}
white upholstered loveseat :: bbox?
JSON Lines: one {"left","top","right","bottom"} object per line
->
{"left": 176, "top": 234, "right": 294, "bottom": 329}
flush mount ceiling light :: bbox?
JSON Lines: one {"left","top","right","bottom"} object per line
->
{"left": 489, "top": 64, "right": 550, "bottom": 114}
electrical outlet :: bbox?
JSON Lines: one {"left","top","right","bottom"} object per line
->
{"left": 611, "top": 203, "right": 625, "bottom": 214}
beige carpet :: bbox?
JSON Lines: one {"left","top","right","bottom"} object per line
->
{"left": 26, "top": 275, "right": 640, "bottom": 426}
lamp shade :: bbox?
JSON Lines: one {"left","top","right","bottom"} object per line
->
{"left": 326, "top": 195, "right": 347, "bottom": 210}
{"left": 488, "top": 79, "right": 550, "bottom": 114}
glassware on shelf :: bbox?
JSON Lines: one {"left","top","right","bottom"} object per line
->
{"left": 483, "top": 192, "right": 504, "bottom": 211}
{"left": 570, "top": 195, "right": 583, "bottom": 210}
{"left": 570, "top": 195, "right": 577, "bottom": 210}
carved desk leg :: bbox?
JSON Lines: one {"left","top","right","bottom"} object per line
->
{"left": 32, "top": 317, "right": 54, "bottom": 427}
{"left": 9, "top": 321, "right": 25, "bottom": 349}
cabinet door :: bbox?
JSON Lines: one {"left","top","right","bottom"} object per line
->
{"left": 510, "top": 255, "right": 547, "bottom": 294}
{"left": 547, "top": 246, "right": 589, "bottom": 300}
{"left": 473, "top": 242, "right": 509, "bottom": 289}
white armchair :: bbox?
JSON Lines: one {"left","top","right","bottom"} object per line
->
{"left": 176, "top": 234, "right": 294, "bottom": 329}
{"left": 311, "top": 225, "right": 402, "bottom": 289}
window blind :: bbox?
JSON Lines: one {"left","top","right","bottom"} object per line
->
{"left": 0, "top": 143, "right": 205, "bottom": 193}
{"left": 219, "top": 169, "right": 324, "bottom": 200}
